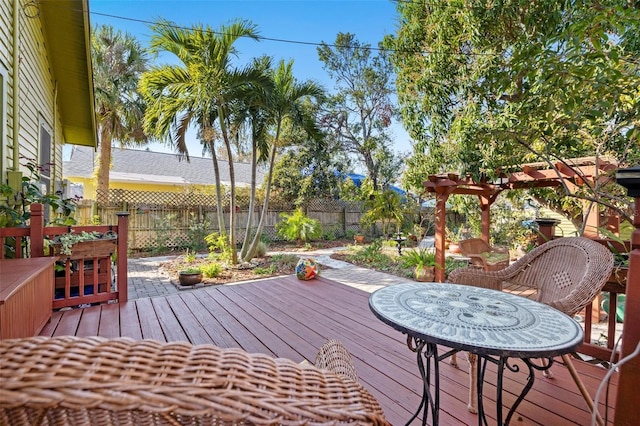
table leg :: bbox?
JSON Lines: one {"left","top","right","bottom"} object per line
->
{"left": 477, "top": 356, "right": 555, "bottom": 426}
{"left": 406, "top": 336, "right": 442, "bottom": 426}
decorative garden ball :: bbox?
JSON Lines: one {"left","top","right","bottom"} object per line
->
{"left": 296, "top": 258, "right": 319, "bottom": 280}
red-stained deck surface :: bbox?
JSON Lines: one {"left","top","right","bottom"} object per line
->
{"left": 40, "top": 275, "right": 617, "bottom": 425}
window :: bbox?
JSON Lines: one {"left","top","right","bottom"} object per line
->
{"left": 39, "top": 117, "right": 52, "bottom": 193}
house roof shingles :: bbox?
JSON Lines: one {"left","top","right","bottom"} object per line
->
{"left": 64, "top": 146, "right": 263, "bottom": 187}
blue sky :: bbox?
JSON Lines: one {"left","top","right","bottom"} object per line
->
{"left": 88, "top": 0, "right": 412, "bottom": 159}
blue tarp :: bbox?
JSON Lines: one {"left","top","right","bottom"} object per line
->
{"left": 342, "top": 173, "right": 406, "bottom": 196}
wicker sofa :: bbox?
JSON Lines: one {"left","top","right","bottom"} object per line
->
{"left": 0, "top": 336, "right": 390, "bottom": 425}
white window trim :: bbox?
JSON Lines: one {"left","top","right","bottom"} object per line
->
{"left": 0, "top": 60, "right": 8, "bottom": 178}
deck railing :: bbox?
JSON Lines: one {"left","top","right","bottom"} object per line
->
{"left": 0, "top": 203, "right": 129, "bottom": 308}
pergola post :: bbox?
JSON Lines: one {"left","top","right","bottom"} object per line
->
{"left": 434, "top": 188, "right": 453, "bottom": 282}
{"left": 478, "top": 193, "right": 499, "bottom": 243}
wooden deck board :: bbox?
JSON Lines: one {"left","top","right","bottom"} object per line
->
{"left": 40, "top": 275, "right": 617, "bottom": 425}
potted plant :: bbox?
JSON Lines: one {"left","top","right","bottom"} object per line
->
{"left": 52, "top": 231, "right": 117, "bottom": 260}
{"left": 401, "top": 248, "right": 438, "bottom": 282}
{"left": 178, "top": 267, "right": 203, "bottom": 286}
{"left": 354, "top": 233, "right": 366, "bottom": 244}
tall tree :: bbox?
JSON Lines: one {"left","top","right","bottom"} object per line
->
{"left": 242, "top": 60, "right": 323, "bottom": 261}
{"left": 92, "top": 25, "right": 149, "bottom": 202}
{"left": 386, "top": 1, "right": 640, "bottom": 222}
{"left": 234, "top": 56, "right": 273, "bottom": 259}
{"left": 140, "top": 20, "right": 268, "bottom": 263}
{"left": 270, "top": 124, "right": 342, "bottom": 206}
{"left": 317, "top": 32, "right": 400, "bottom": 190}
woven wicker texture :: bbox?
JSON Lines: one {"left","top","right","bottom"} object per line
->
{"left": 458, "top": 238, "right": 510, "bottom": 271}
{"left": 314, "top": 340, "right": 358, "bottom": 383}
{"left": 0, "top": 336, "right": 389, "bottom": 426}
{"left": 449, "top": 236, "right": 614, "bottom": 316}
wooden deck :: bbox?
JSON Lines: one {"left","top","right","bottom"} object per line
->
{"left": 40, "top": 275, "right": 618, "bottom": 425}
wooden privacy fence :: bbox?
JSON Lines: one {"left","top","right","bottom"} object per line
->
{"left": 76, "top": 189, "right": 368, "bottom": 251}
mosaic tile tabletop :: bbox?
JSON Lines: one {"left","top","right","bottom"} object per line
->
{"left": 370, "top": 282, "right": 583, "bottom": 357}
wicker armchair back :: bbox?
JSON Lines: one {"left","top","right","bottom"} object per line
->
{"left": 0, "top": 336, "right": 390, "bottom": 426}
{"left": 449, "top": 236, "right": 614, "bottom": 316}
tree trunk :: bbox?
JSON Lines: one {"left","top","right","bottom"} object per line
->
{"left": 209, "top": 140, "right": 226, "bottom": 235}
{"left": 240, "top": 139, "right": 258, "bottom": 259}
{"left": 244, "top": 122, "right": 281, "bottom": 261}
{"left": 219, "top": 107, "right": 238, "bottom": 264}
{"left": 96, "top": 127, "right": 112, "bottom": 204}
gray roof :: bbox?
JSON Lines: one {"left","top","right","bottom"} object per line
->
{"left": 64, "top": 146, "right": 264, "bottom": 187}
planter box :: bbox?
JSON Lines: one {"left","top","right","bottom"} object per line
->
{"left": 54, "top": 235, "right": 117, "bottom": 260}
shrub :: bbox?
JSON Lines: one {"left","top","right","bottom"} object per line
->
{"left": 200, "top": 262, "right": 222, "bottom": 278}
{"left": 276, "top": 209, "right": 322, "bottom": 245}
{"left": 184, "top": 249, "right": 196, "bottom": 263}
{"left": 255, "top": 241, "right": 268, "bottom": 257}
{"left": 271, "top": 253, "right": 299, "bottom": 270}
{"left": 254, "top": 264, "right": 277, "bottom": 275}
{"left": 186, "top": 219, "right": 210, "bottom": 252}
{"left": 400, "top": 248, "right": 437, "bottom": 270}
{"left": 205, "top": 232, "right": 233, "bottom": 262}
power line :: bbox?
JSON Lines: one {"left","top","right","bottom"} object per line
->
{"left": 75, "top": 6, "right": 639, "bottom": 63}
{"left": 89, "top": 10, "right": 497, "bottom": 58}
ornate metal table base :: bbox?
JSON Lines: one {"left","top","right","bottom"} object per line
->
{"left": 407, "top": 334, "right": 555, "bottom": 426}
{"left": 477, "top": 355, "right": 554, "bottom": 426}
{"left": 406, "top": 336, "right": 458, "bottom": 426}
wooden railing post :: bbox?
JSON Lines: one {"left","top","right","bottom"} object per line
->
{"left": 29, "top": 203, "right": 44, "bottom": 258}
{"left": 615, "top": 166, "right": 640, "bottom": 426}
{"left": 116, "top": 211, "right": 130, "bottom": 303}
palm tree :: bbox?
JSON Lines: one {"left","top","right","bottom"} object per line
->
{"left": 140, "top": 20, "right": 269, "bottom": 263}
{"left": 242, "top": 60, "right": 323, "bottom": 261}
{"left": 92, "top": 25, "right": 149, "bottom": 203}
{"left": 234, "top": 57, "right": 273, "bottom": 259}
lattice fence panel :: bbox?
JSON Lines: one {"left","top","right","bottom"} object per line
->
{"left": 78, "top": 192, "right": 366, "bottom": 251}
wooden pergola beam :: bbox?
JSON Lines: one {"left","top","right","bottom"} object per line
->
{"left": 422, "top": 156, "right": 619, "bottom": 284}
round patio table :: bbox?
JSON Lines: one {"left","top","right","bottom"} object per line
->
{"left": 369, "top": 282, "right": 583, "bottom": 426}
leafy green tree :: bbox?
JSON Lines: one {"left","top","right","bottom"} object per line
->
{"left": 140, "top": 20, "right": 269, "bottom": 263}
{"left": 270, "top": 129, "right": 342, "bottom": 205}
{"left": 360, "top": 190, "right": 404, "bottom": 237}
{"left": 386, "top": 1, "right": 640, "bottom": 223}
{"left": 92, "top": 25, "right": 149, "bottom": 202}
{"left": 317, "top": 33, "right": 401, "bottom": 190}
{"left": 242, "top": 60, "right": 323, "bottom": 261}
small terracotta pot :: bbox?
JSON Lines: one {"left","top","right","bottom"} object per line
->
{"left": 414, "top": 266, "right": 435, "bottom": 282}
{"left": 354, "top": 235, "right": 365, "bottom": 244}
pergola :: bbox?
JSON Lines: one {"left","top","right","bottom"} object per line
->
{"left": 423, "top": 156, "right": 619, "bottom": 282}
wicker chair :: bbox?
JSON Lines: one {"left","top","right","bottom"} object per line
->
{"left": 448, "top": 237, "right": 613, "bottom": 425}
{"left": 458, "top": 238, "right": 510, "bottom": 271}
{"left": 0, "top": 336, "right": 390, "bottom": 426}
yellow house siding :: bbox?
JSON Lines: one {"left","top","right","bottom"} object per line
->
{"left": 66, "top": 176, "right": 212, "bottom": 200}
{"left": 538, "top": 208, "right": 579, "bottom": 237}
{"left": 0, "top": 0, "right": 64, "bottom": 184}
